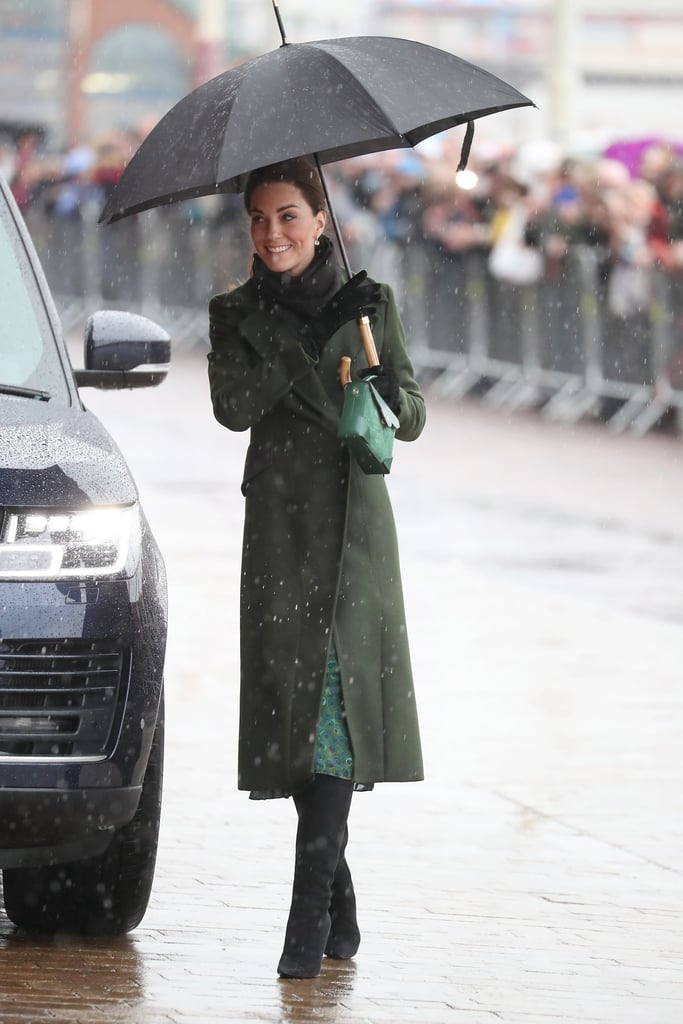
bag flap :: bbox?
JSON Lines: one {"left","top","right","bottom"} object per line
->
{"left": 366, "top": 378, "right": 400, "bottom": 430}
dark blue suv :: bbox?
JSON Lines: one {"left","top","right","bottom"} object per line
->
{"left": 0, "top": 174, "right": 169, "bottom": 935}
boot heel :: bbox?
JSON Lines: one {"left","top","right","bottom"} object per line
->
{"left": 325, "top": 922, "right": 360, "bottom": 960}
{"left": 277, "top": 909, "right": 331, "bottom": 978}
{"left": 325, "top": 837, "right": 361, "bottom": 959}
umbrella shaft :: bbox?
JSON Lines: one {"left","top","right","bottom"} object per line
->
{"left": 314, "top": 154, "right": 353, "bottom": 279}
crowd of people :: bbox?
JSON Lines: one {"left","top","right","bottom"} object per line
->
{"left": 2, "top": 123, "right": 683, "bottom": 391}
{"left": 4, "top": 125, "right": 683, "bottom": 282}
{"left": 332, "top": 133, "right": 683, "bottom": 324}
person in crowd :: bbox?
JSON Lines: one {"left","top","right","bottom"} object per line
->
{"left": 523, "top": 161, "right": 612, "bottom": 281}
{"left": 206, "top": 157, "right": 425, "bottom": 979}
{"left": 602, "top": 179, "right": 658, "bottom": 318}
{"left": 647, "top": 158, "right": 683, "bottom": 265}
{"left": 420, "top": 164, "right": 487, "bottom": 349}
{"left": 648, "top": 159, "right": 683, "bottom": 391}
{"left": 8, "top": 129, "right": 43, "bottom": 213}
{"left": 91, "top": 132, "right": 128, "bottom": 204}
{"left": 487, "top": 174, "right": 543, "bottom": 286}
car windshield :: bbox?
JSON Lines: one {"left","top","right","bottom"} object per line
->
{"left": 0, "top": 199, "right": 70, "bottom": 404}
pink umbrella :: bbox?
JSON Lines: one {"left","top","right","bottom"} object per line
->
{"left": 603, "top": 136, "right": 683, "bottom": 178}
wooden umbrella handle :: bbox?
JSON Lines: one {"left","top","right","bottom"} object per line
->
{"left": 339, "top": 355, "right": 352, "bottom": 386}
{"left": 357, "top": 314, "right": 379, "bottom": 367}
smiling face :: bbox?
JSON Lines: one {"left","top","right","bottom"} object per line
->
{"left": 249, "top": 181, "right": 326, "bottom": 277}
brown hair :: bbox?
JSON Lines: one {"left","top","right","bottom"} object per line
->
{"left": 244, "top": 157, "right": 327, "bottom": 216}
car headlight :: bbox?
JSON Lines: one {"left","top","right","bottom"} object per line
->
{"left": 0, "top": 505, "right": 140, "bottom": 580}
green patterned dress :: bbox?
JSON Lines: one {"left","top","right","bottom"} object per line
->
{"left": 313, "top": 646, "right": 354, "bottom": 779}
{"left": 250, "top": 644, "right": 353, "bottom": 799}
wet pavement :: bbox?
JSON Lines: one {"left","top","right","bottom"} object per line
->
{"left": 2, "top": 351, "right": 683, "bottom": 1023}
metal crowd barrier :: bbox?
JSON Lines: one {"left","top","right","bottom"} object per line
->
{"left": 25, "top": 204, "right": 683, "bottom": 436}
{"left": 409, "top": 244, "right": 683, "bottom": 436}
{"left": 25, "top": 200, "right": 252, "bottom": 354}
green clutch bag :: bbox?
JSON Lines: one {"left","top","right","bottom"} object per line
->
{"left": 336, "top": 315, "right": 399, "bottom": 476}
{"left": 337, "top": 375, "right": 399, "bottom": 475}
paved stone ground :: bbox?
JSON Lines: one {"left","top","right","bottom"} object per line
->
{"left": 1, "top": 352, "right": 683, "bottom": 1023}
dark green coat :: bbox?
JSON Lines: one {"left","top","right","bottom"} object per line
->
{"left": 207, "top": 275, "right": 425, "bottom": 793}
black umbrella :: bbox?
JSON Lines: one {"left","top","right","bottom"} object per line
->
{"left": 99, "top": 0, "right": 534, "bottom": 279}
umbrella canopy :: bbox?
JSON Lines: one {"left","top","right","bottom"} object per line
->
{"left": 100, "top": 35, "right": 534, "bottom": 226}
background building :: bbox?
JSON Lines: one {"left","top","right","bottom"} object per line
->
{"left": 0, "top": 0, "right": 680, "bottom": 154}
{"left": 376, "top": 0, "right": 683, "bottom": 151}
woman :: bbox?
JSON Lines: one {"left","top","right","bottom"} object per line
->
{"left": 207, "top": 158, "right": 425, "bottom": 979}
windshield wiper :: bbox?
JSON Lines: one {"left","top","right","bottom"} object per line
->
{"left": 0, "top": 383, "right": 51, "bottom": 402}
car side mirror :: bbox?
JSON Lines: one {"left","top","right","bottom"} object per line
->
{"left": 74, "top": 310, "right": 171, "bottom": 389}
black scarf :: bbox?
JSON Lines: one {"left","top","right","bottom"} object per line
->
{"left": 251, "top": 234, "right": 343, "bottom": 321}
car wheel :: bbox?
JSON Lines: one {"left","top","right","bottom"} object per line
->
{"left": 2, "top": 690, "right": 164, "bottom": 936}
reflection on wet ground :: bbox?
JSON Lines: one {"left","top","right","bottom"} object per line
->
{"left": 0, "top": 926, "right": 143, "bottom": 1017}
{"left": 278, "top": 962, "right": 357, "bottom": 1023}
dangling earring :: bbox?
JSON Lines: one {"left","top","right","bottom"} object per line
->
{"left": 314, "top": 236, "right": 320, "bottom": 247}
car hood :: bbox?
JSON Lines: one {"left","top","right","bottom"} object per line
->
{"left": 0, "top": 396, "right": 137, "bottom": 507}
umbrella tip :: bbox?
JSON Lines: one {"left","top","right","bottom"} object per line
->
{"left": 272, "top": 0, "right": 289, "bottom": 46}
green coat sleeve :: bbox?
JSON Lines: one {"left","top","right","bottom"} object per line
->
{"left": 377, "top": 284, "right": 426, "bottom": 442}
{"left": 207, "top": 290, "right": 315, "bottom": 432}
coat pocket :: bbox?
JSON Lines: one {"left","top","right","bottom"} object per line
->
{"left": 241, "top": 437, "right": 296, "bottom": 494}
{"left": 241, "top": 442, "right": 274, "bottom": 495}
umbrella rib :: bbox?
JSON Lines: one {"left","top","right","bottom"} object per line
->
{"left": 298, "top": 42, "right": 406, "bottom": 143}
{"left": 309, "top": 37, "right": 533, "bottom": 147}
{"left": 274, "top": 41, "right": 407, "bottom": 156}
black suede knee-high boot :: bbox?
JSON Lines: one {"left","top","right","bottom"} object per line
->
{"left": 278, "top": 774, "right": 353, "bottom": 979}
{"left": 325, "top": 825, "right": 361, "bottom": 959}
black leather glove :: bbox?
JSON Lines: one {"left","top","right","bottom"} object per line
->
{"left": 314, "top": 271, "right": 383, "bottom": 340}
{"left": 359, "top": 364, "right": 401, "bottom": 416}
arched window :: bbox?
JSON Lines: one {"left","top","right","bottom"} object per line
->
{"left": 83, "top": 24, "right": 192, "bottom": 136}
